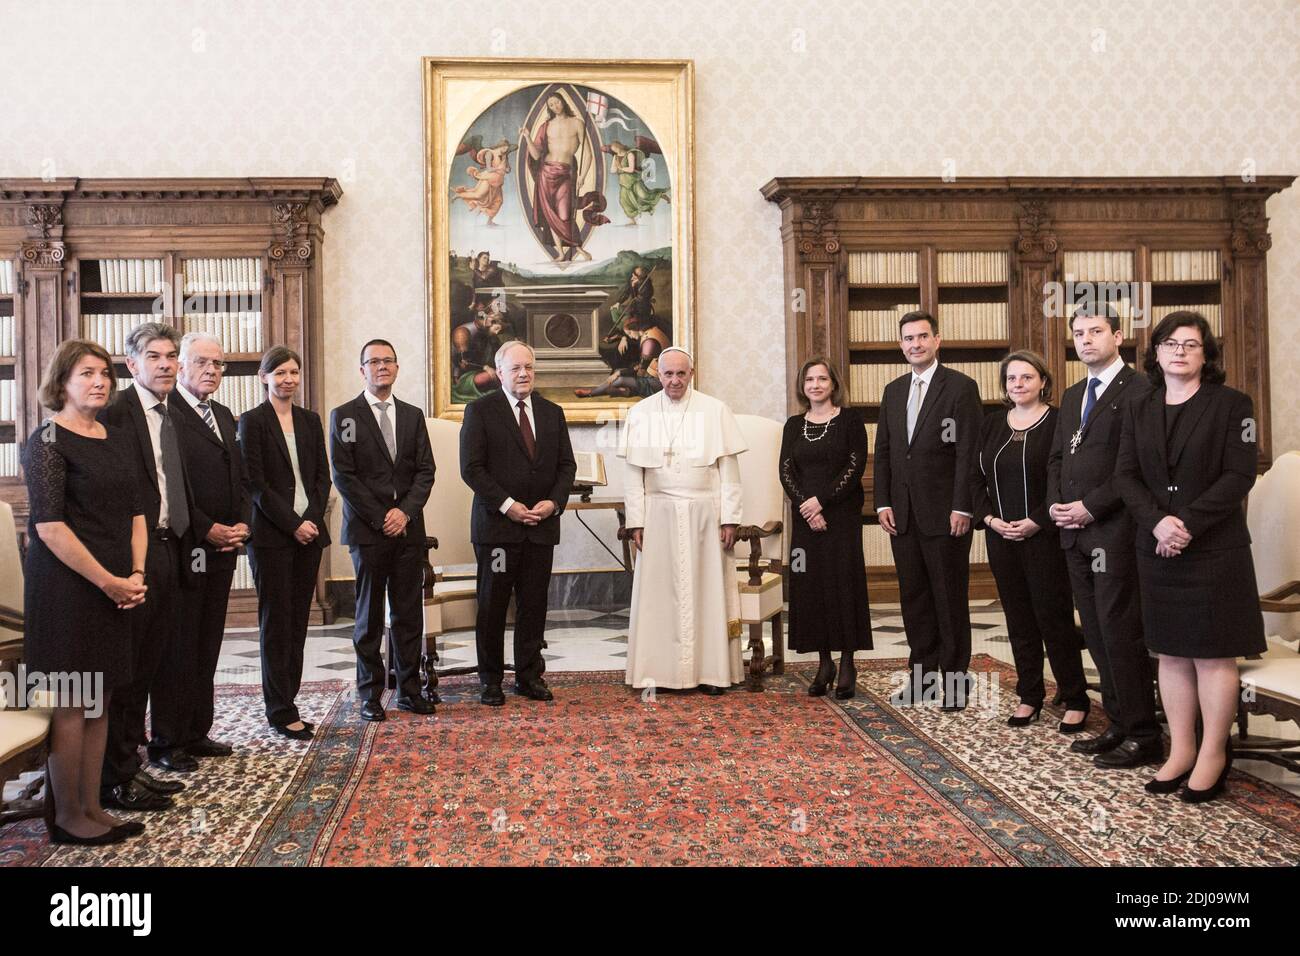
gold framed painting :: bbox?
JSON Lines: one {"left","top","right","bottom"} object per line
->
{"left": 423, "top": 57, "right": 695, "bottom": 422}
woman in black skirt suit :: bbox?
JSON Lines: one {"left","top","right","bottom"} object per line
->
{"left": 1115, "top": 312, "right": 1266, "bottom": 803}
{"left": 779, "top": 357, "right": 872, "bottom": 699}
{"left": 238, "top": 346, "right": 331, "bottom": 741}
{"left": 24, "top": 340, "right": 148, "bottom": 845}
{"left": 972, "top": 351, "right": 1089, "bottom": 731}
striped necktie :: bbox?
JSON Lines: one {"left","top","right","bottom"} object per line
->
{"left": 197, "top": 401, "right": 221, "bottom": 440}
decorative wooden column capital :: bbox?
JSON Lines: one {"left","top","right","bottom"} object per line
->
{"left": 1015, "top": 199, "right": 1058, "bottom": 260}
{"left": 795, "top": 200, "right": 841, "bottom": 260}
{"left": 269, "top": 201, "right": 313, "bottom": 262}
{"left": 1230, "top": 197, "right": 1271, "bottom": 257}
{"left": 19, "top": 239, "right": 65, "bottom": 269}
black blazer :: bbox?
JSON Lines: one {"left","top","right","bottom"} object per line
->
{"left": 98, "top": 384, "right": 199, "bottom": 581}
{"left": 171, "top": 392, "right": 252, "bottom": 571}
{"left": 238, "top": 401, "right": 332, "bottom": 550}
{"left": 1046, "top": 364, "right": 1151, "bottom": 552}
{"left": 460, "top": 389, "right": 576, "bottom": 546}
{"left": 872, "top": 364, "right": 983, "bottom": 536}
{"left": 329, "top": 392, "right": 436, "bottom": 547}
{"left": 971, "top": 405, "right": 1058, "bottom": 529}
{"left": 1114, "top": 383, "right": 1256, "bottom": 555}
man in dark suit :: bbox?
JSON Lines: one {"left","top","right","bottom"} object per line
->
{"left": 330, "top": 339, "right": 436, "bottom": 721}
{"left": 460, "top": 341, "right": 576, "bottom": 706}
{"left": 1047, "top": 303, "right": 1161, "bottom": 768}
{"left": 98, "top": 322, "right": 196, "bottom": 812}
{"left": 874, "top": 311, "right": 983, "bottom": 710}
{"left": 157, "top": 331, "right": 251, "bottom": 768}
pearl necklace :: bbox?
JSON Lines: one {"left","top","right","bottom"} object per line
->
{"left": 802, "top": 409, "right": 838, "bottom": 442}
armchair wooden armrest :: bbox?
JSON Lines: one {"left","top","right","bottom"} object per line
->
{"left": 1260, "top": 580, "right": 1300, "bottom": 614}
{"left": 736, "top": 521, "right": 783, "bottom": 587}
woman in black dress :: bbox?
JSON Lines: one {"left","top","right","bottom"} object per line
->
{"left": 24, "top": 340, "right": 148, "bottom": 845}
{"left": 238, "top": 346, "right": 331, "bottom": 741}
{"left": 779, "top": 357, "right": 871, "bottom": 699}
{"left": 1115, "top": 312, "right": 1265, "bottom": 803}
{"left": 972, "top": 351, "right": 1089, "bottom": 731}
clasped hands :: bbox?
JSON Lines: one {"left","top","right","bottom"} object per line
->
{"left": 506, "top": 500, "right": 558, "bottom": 526}
{"left": 1152, "top": 515, "right": 1192, "bottom": 557}
{"left": 1048, "top": 500, "right": 1093, "bottom": 530}
{"left": 206, "top": 521, "right": 252, "bottom": 551}
{"left": 799, "top": 496, "right": 828, "bottom": 533}
{"left": 985, "top": 516, "right": 1041, "bottom": 541}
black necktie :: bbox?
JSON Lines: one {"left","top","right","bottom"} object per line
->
{"left": 155, "top": 403, "right": 190, "bottom": 538}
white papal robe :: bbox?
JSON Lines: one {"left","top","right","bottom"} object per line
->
{"left": 620, "top": 388, "right": 747, "bottom": 689}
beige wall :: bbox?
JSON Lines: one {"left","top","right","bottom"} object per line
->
{"left": 4, "top": 0, "right": 1298, "bottom": 568}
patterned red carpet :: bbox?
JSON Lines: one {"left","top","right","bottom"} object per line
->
{"left": 3, "top": 657, "right": 1299, "bottom": 866}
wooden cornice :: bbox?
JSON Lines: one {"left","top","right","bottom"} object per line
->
{"left": 0, "top": 177, "right": 342, "bottom": 207}
{"left": 761, "top": 175, "right": 1296, "bottom": 204}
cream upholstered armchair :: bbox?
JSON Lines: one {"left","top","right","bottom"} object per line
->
{"left": 413, "top": 416, "right": 479, "bottom": 700}
{"left": 734, "top": 414, "right": 788, "bottom": 691}
{"left": 1236, "top": 450, "right": 1300, "bottom": 774}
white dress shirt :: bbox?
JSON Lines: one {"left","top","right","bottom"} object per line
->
{"left": 498, "top": 387, "right": 536, "bottom": 514}
{"left": 133, "top": 380, "right": 173, "bottom": 528}
{"left": 1081, "top": 354, "right": 1125, "bottom": 418}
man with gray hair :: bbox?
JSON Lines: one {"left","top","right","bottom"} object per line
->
{"left": 156, "top": 331, "right": 250, "bottom": 764}
{"left": 98, "top": 322, "right": 196, "bottom": 812}
{"left": 460, "top": 341, "right": 576, "bottom": 706}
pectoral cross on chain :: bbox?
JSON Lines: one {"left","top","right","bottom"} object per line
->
{"left": 1069, "top": 428, "right": 1083, "bottom": 455}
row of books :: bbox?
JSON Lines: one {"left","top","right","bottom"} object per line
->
{"left": 1151, "top": 250, "right": 1219, "bottom": 283}
{"left": 849, "top": 361, "right": 1004, "bottom": 404}
{"left": 1062, "top": 251, "right": 1135, "bottom": 282}
{"left": 937, "top": 251, "right": 1009, "bottom": 285}
{"left": 0, "top": 261, "right": 13, "bottom": 295}
{"left": 1064, "top": 360, "right": 1088, "bottom": 389}
{"left": 182, "top": 312, "right": 265, "bottom": 353}
{"left": 0, "top": 380, "right": 14, "bottom": 423}
{"left": 862, "top": 523, "right": 989, "bottom": 566}
{"left": 848, "top": 251, "right": 919, "bottom": 285}
{"left": 82, "top": 314, "right": 155, "bottom": 356}
{"left": 0, "top": 443, "right": 17, "bottom": 478}
{"left": 233, "top": 554, "right": 253, "bottom": 591}
{"left": 936, "top": 302, "right": 1008, "bottom": 340}
{"left": 848, "top": 305, "right": 920, "bottom": 342}
{"left": 184, "top": 258, "right": 262, "bottom": 293}
{"left": 0, "top": 316, "right": 14, "bottom": 356}
{"left": 211, "top": 375, "right": 265, "bottom": 417}
{"left": 1151, "top": 303, "right": 1222, "bottom": 335}
{"left": 95, "top": 259, "right": 164, "bottom": 294}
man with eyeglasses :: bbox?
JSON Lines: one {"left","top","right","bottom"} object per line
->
{"left": 163, "top": 331, "right": 251, "bottom": 766}
{"left": 329, "top": 339, "right": 436, "bottom": 721}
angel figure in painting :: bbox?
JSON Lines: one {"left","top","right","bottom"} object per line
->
{"left": 452, "top": 140, "right": 515, "bottom": 226}
{"left": 605, "top": 139, "right": 671, "bottom": 225}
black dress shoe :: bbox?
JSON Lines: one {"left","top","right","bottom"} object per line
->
{"left": 481, "top": 684, "right": 505, "bottom": 706}
{"left": 50, "top": 823, "right": 129, "bottom": 846}
{"left": 808, "top": 659, "right": 836, "bottom": 697}
{"left": 1006, "top": 704, "right": 1043, "bottom": 727}
{"left": 514, "top": 679, "right": 554, "bottom": 702}
{"left": 1070, "top": 726, "right": 1124, "bottom": 755}
{"left": 186, "top": 737, "right": 233, "bottom": 758}
{"left": 396, "top": 696, "right": 435, "bottom": 715}
{"left": 101, "top": 780, "right": 173, "bottom": 812}
{"left": 1144, "top": 768, "right": 1193, "bottom": 795}
{"left": 834, "top": 660, "right": 857, "bottom": 700}
{"left": 360, "top": 699, "right": 387, "bottom": 722}
{"left": 1058, "top": 713, "right": 1090, "bottom": 735}
{"left": 149, "top": 749, "right": 199, "bottom": 773}
{"left": 134, "top": 769, "right": 185, "bottom": 795}
{"left": 271, "top": 723, "right": 313, "bottom": 741}
{"left": 697, "top": 684, "right": 725, "bottom": 697}
{"left": 110, "top": 820, "right": 146, "bottom": 837}
{"left": 1179, "top": 747, "right": 1233, "bottom": 804}
{"left": 1093, "top": 738, "right": 1164, "bottom": 769}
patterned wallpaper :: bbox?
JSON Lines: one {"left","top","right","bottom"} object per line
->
{"left": 3, "top": 0, "right": 1297, "bottom": 567}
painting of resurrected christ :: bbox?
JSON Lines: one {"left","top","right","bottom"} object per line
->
{"left": 426, "top": 59, "right": 695, "bottom": 422}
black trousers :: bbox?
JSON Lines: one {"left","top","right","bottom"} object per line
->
{"left": 103, "top": 532, "right": 181, "bottom": 787}
{"left": 474, "top": 541, "right": 553, "bottom": 686}
{"left": 890, "top": 518, "right": 973, "bottom": 680}
{"left": 985, "top": 530, "right": 1089, "bottom": 710}
{"left": 150, "top": 557, "right": 235, "bottom": 756}
{"left": 248, "top": 543, "right": 322, "bottom": 727}
{"left": 351, "top": 536, "right": 425, "bottom": 703}
{"left": 1063, "top": 542, "right": 1160, "bottom": 742}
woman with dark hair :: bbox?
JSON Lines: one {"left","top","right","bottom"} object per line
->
{"left": 1115, "top": 311, "right": 1265, "bottom": 803}
{"left": 24, "top": 340, "right": 148, "bottom": 844}
{"left": 972, "top": 351, "right": 1090, "bottom": 730}
{"left": 238, "top": 346, "right": 331, "bottom": 741}
{"left": 779, "top": 357, "right": 872, "bottom": 698}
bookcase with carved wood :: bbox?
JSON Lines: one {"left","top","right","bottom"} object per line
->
{"left": 0, "top": 177, "right": 342, "bottom": 624}
{"left": 762, "top": 176, "right": 1293, "bottom": 601}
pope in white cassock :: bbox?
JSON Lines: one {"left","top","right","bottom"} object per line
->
{"left": 619, "top": 347, "right": 748, "bottom": 695}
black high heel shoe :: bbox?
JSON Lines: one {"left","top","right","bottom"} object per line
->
{"left": 808, "top": 659, "right": 836, "bottom": 697}
{"left": 1058, "top": 711, "right": 1090, "bottom": 735}
{"left": 1144, "top": 768, "right": 1193, "bottom": 795}
{"left": 1179, "top": 746, "right": 1234, "bottom": 804}
{"left": 834, "top": 659, "right": 857, "bottom": 700}
{"left": 50, "top": 823, "right": 129, "bottom": 846}
{"left": 1006, "top": 704, "right": 1042, "bottom": 728}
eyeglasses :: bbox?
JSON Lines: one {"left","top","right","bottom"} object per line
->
{"left": 189, "top": 358, "right": 227, "bottom": 371}
{"left": 1157, "top": 340, "right": 1204, "bottom": 353}
{"left": 363, "top": 358, "right": 398, "bottom": 368}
